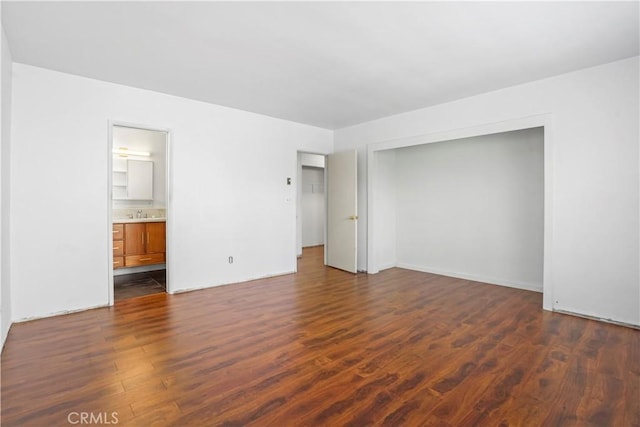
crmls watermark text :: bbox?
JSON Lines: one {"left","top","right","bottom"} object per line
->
{"left": 67, "top": 412, "right": 119, "bottom": 424}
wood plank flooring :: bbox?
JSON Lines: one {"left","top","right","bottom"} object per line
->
{"left": 1, "top": 246, "right": 638, "bottom": 426}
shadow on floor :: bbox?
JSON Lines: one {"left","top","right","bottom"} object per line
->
{"left": 114, "top": 269, "right": 166, "bottom": 301}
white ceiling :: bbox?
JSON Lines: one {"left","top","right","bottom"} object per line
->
{"left": 2, "top": 1, "right": 638, "bottom": 129}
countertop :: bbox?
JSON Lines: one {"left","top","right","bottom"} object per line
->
{"left": 113, "top": 217, "right": 166, "bottom": 223}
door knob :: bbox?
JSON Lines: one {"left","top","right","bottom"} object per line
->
{"left": 349, "top": 215, "right": 358, "bottom": 220}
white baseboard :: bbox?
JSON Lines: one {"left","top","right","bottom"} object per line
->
{"left": 377, "top": 262, "right": 397, "bottom": 271}
{"left": 13, "top": 303, "right": 110, "bottom": 323}
{"left": 170, "top": 270, "right": 295, "bottom": 294}
{"left": 395, "top": 262, "right": 543, "bottom": 293}
{"left": 1, "top": 321, "right": 11, "bottom": 352}
{"left": 553, "top": 307, "right": 640, "bottom": 329}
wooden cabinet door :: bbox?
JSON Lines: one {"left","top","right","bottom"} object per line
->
{"left": 146, "top": 222, "right": 166, "bottom": 254}
{"left": 124, "top": 223, "right": 146, "bottom": 255}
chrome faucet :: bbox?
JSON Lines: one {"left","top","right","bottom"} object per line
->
{"left": 137, "top": 210, "right": 143, "bottom": 218}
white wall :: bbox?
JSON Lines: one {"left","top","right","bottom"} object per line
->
{"left": 335, "top": 56, "right": 639, "bottom": 326}
{"left": 301, "top": 166, "right": 324, "bottom": 247}
{"left": 374, "top": 149, "right": 396, "bottom": 270}
{"left": 10, "top": 63, "right": 332, "bottom": 321}
{"left": 394, "top": 128, "right": 544, "bottom": 291}
{"left": 0, "top": 23, "right": 13, "bottom": 346}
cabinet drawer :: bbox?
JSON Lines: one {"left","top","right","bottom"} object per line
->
{"left": 112, "top": 224, "right": 124, "bottom": 240}
{"left": 125, "top": 253, "right": 165, "bottom": 267}
{"left": 113, "top": 256, "right": 124, "bottom": 269}
{"left": 113, "top": 242, "right": 124, "bottom": 257}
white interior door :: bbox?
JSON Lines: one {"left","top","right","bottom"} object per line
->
{"left": 326, "top": 149, "right": 358, "bottom": 273}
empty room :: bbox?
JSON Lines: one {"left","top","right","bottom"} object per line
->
{"left": 0, "top": 2, "right": 638, "bottom": 426}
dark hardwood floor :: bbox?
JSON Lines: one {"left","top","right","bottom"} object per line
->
{"left": 114, "top": 270, "right": 166, "bottom": 301}
{"left": 1, "top": 246, "right": 638, "bottom": 426}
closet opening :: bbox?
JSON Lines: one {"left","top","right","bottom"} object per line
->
{"left": 296, "top": 152, "right": 327, "bottom": 267}
{"left": 367, "top": 117, "right": 552, "bottom": 310}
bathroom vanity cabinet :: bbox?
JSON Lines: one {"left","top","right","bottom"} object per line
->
{"left": 113, "top": 221, "right": 165, "bottom": 268}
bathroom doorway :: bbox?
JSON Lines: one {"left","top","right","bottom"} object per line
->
{"left": 108, "top": 123, "right": 170, "bottom": 303}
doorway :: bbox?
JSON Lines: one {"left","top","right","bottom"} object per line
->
{"left": 296, "top": 150, "right": 359, "bottom": 273}
{"left": 296, "top": 152, "right": 326, "bottom": 265}
{"left": 301, "top": 165, "right": 325, "bottom": 248}
{"left": 108, "top": 123, "right": 170, "bottom": 303}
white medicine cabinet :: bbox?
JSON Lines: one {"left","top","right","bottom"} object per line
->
{"left": 112, "top": 158, "right": 154, "bottom": 201}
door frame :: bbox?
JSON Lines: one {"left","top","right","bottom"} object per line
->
{"left": 107, "top": 120, "right": 172, "bottom": 305}
{"left": 295, "top": 151, "right": 328, "bottom": 270}
{"left": 367, "top": 113, "right": 554, "bottom": 310}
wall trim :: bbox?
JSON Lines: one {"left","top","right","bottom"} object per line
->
{"left": 377, "top": 262, "right": 397, "bottom": 271}
{"left": 553, "top": 309, "right": 640, "bottom": 330}
{"left": 396, "top": 262, "right": 543, "bottom": 293}
{"left": 1, "top": 322, "right": 11, "bottom": 352}
{"left": 13, "top": 303, "right": 110, "bottom": 324}
{"left": 170, "top": 270, "right": 296, "bottom": 294}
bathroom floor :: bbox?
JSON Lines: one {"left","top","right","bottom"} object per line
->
{"left": 114, "top": 269, "right": 166, "bottom": 301}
